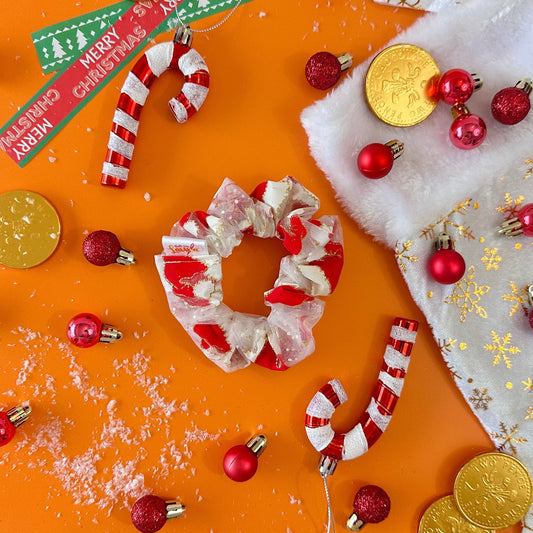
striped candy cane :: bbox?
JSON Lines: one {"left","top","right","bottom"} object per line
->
{"left": 101, "top": 26, "right": 209, "bottom": 189}
{"left": 305, "top": 317, "right": 418, "bottom": 472}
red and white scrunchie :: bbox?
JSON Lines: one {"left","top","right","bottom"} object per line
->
{"left": 155, "top": 176, "right": 344, "bottom": 373}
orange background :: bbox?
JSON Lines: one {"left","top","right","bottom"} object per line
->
{"left": 0, "top": 1, "right": 521, "bottom": 532}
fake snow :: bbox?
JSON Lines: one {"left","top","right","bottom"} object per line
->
{"left": 3, "top": 327, "right": 225, "bottom": 517}
{"left": 144, "top": 192, "right": 151, "bottom": 202}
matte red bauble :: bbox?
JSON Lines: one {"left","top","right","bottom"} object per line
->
{"left": 223, "top": 434, "right": 267, "bottom": 482}
{"left": 357, "top": 140, "right": 404, "bottom": 179}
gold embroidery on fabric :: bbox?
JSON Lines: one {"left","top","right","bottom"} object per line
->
{"left": 490, "top": 422, "right": 528, "bottom": 455}
{"left": 484, "top": 331, "right": 520, "bottom": 369}
{"left": 419, "top": 199, "right": 474, "bottom": 240}
{"left": 526, "top": 407, "right": 533, "bottom": 421}
{"left": 524, "top": 158, "right": 533, "bottom": 180}
{"left": 481, "top": 247, "right": 502, "bottom": 271}
{"left": 496, "top": 192, "right": 524, "bottom": 218}
{"left": 394, "top": 241, "right": 419, "bottom": 272}
{"left": 469, "top": 388, "right": 493, "bottom": 410}
{"left": 523, "top": 378, "right": 533, "bottom": 392}
{"left": 444, "top": 266, "right": 490, "bottom": 322}
{"left": 386, "top": 0, "right": 422, "bottom": 8}
{"left": 502, "top": 281, "right": 528, "bottom": 317}
{"left": 437, "top": 337, "right": 456, "bottom": 354}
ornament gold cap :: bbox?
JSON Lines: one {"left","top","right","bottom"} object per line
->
{"left": 346, "top": 512, "right": 364, "bottom": 531}
{"left": 165, "top": 501, "right": 186, "bottom": 520}
{"left": 517, "top": 78, "right": 533, "bottom": 95}
{"left": 434, "top": 232, "right": 455, "bottom": 251}
{"left": 337, "top": 53, "right": 353, "bottom": 72}
{"left": 6, "top": 405, "right": 31, "bottom": 428}
{"left": 245, "top": 434, "right": 267, "bottom": 457}
{"left": 174, "top": 25, "right": 193, "bottom": 47}
{"left": 99, "top": 324, "right": 123, "bottom": 344}
{"left": 318, "top": 455, "right": 338, "bottom": 478}
{"left": 471, "top": 73, "right": 483, "bottom": 92}
{"left": 385, "top": 140, "right": 404, "bottom": 160}
{"left": 451, "top": 103, "right": 470, "bottom": 120}
{"left": 116, "top": 248, "right": 136, "bottom": 266}
{"left": 498, "top": 216, "right": 523, "bottom": 236}
{"left": 528, "top": 285, "right": 533, "bottom": 307}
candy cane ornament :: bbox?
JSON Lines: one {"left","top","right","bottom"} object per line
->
{"left": 101, "top": 25, "right": 209, "bottom": 189}
{"left": 305, "top": 317, "right": 418, "bottom": 476}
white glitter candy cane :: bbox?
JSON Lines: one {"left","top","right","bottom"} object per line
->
{"left": 101, "top": 26, "right": 209, "bottom": 189}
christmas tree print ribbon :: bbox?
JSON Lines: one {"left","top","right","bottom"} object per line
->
{"left": 0, "top": 0, "right": 254, "bottom": 167}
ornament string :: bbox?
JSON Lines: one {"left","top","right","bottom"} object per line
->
{"left": 321, "top": 472, "right": 336, "bottom": 533}
{"left": 175, "top": 0, "right": 242, "bottom": 32}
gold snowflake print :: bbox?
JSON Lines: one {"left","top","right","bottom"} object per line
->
{"left": 484, "top": 331, "right": 520, "bottom": 369}
{"left": 523, "top": 378, "right": 533, "bottom": 392}
{"left": 437, "top": 337, "right": 457, "bottom": 355}
{"left": 502, "top": 281, "right": 529, "bottom": 317}
{"left": 386, "top": 0, "right": 422, "bottom": 7}
{"left": 495, "top": 192, "right": 524, "bottom": 219}
{"left": 524, "top": 158, "right": 533, "bottom": 180}
{"left": 419, "top": 199, "right": 474, "bottom": 241}
{"left": 469, "top": 388, "right": 492, "bottom": 410}
{"left": 395, "top": 241, "right": 419, "bottom": 273}
{"left": 490, "top": 422, "right": 527, "bottom": 455}
{"left": 526, "top": 407, "right": 533, "bottom": 421}
{"left": 445, "top": 266, "right": 490, "bottom": 322}
{"left": 481, "top": 248, "right": 502, "bottom": 271}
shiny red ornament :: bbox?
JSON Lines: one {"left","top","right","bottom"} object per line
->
{"left": 305, "top": 51, "right": 353, "bottom": 90}
{"left": 131, "top": 495, "right": 185, "bottom": 533}
{"left": 0, "top": 406, "right": 31, "bottom": 447}
{"left": 449, "top": 104, "right": 486, "bottom": 150}
{"left": 428, "top": 233, "right": 466, "bottom": 284}
{"left": 491, "top": 79, "right": 532, "bottom": 125}
{"left": 357, "top": 140, "right": 404, "bottom": 179}
{"left": 66, "top": 313, "right": 123, "bottom": 347}
{"left": 438, "top": 69, "right": 482, "bottom": 105}
{"left": 498, "top": 203, "right": 533, "bottom": 237}
{"left": 83, "top": 230, "right": 135, "bottom": 266}
{"left": 347, "top": 485, "right": 391, "bottom": 531}
{"left": 528, "top": 286, "right": 533, "bottom": 329}
{"left": 223, "top": 434, "right": 267, "bottom": 482}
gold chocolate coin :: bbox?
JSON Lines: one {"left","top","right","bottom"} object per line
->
{"left": 365, "top": 43, "right": 440, "bottom": 127}
{"left": 454, "top": 452, "right": 533, "bottom": 529}
{"left": 418, "top": 495, "right": 494, "bottom": 533}
{"left": 0, "top": 190, "right": 61, "bottom": 268}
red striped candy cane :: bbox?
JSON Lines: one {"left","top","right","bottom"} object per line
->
{"left": 305, "top": 317, "right": 418, "bottom": 473}
{"left": 101, "top": 26, "right": 209, "bottom": 189}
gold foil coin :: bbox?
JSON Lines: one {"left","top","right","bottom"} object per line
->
{"left": 365, "top": 43, "right": 440, "bottom": 127}
{"left": 418, "top": 495, "right": 494, "bottom": 533}
{"left": 454, "top": 452, "right": 533, "bottom": 529}
{"left": 0, "top": 190, "right": 61, "bottom": 268}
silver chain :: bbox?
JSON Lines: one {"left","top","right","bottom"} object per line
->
{"left": 175, "top": 0, "right": 242, "bottom": 33}
{"left": 321, "top": 473, "right": 336, "bottom": 533}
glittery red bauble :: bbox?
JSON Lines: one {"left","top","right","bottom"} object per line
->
{"left": 83, "top": 230, "right": 122, "bottom": 266}
{"left": 66, "top": 313, "right": 103, "bottom": 348}
{"left": 305, "top": 52, "right": 342, "bottom": 90}
{"left": 491, "top": 87, "right": 531, "bottom": 125}
{"left": 353, "top": 485, "right": 391, "bottom": 523}
{"left": 0, "top": 412, "right": 16, "bottom": 447}
{"left": 131, "top": 495, "right": 168, "bottom": 533}
{"left": 223, "top": 444, "right": 258, "bottom": 482}
{"left": 357, "top": 143, "right": 394, "bottom": 179}
{"left": 517, "top": 203, "right": 533, "bottom": 236}
{"left": 449, "top": 113, "right": 486, "bottom": 150}
{"left": 428, "top": 249, "right": 466, "bottom": 284}
{"left": 529, "top": 309, "right": 533, "bottom": 329}
{"left": 438, "top": 69, "right": 476, "bottom": 105}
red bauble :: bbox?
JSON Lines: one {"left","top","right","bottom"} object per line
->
{"left": 223, "top": 444, "right": 258, "bottom": 482}
{"left": 66, "top": 313, "right": 122, "bottom": 347}
{"left": 449, "top": 107, "right": 486, "bottom": 150}
{"left": 82, "top": 230, "right": 135, "bottom": 266}
{"left": 491, "top": 79, "right": 531, "bottom": 125}
{"left": 529, "top": 309, "right": 533, "bottom": 330}
{"left": 305, "top": 51, "right": 352, "bottom": 90}
{"left": 0, "top": 412, "right": 16, "bottom": 447}
{"left": 357, "top": 141, "right": 403, "bottom": 179}
{"left": 0, "top": 406, "right": 31, "bottom": 447}
{"left": 438, "top": 69, "right": 481, "bottom": 105}
{"left": 428, "top": 249, "right": 466, "bottom": 284}
{"left": 353, "top": 485, "right": 391, "bottom": 523}
{"left": 131, "top": 496, "right": 185, "bottom": 533}
{"left": 516, "top": 203, "right": 533, "bottom": 236}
